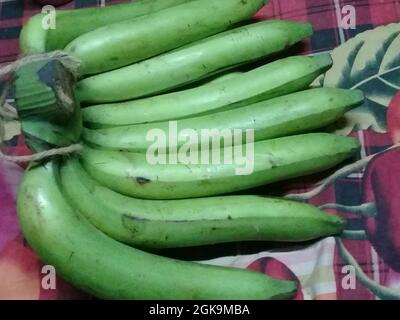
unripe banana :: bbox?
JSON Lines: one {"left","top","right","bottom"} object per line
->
{"left": 82, "top": 54, "right": 332, "bottom": 127}
{"left": 81, "top": 133, "right": 360, "bottom": 200}
{"left": 17, "top": 161, "right": 296, "bottom": 299}
{"left": 19, "top": 14, "right": 47, "bottom": 54}
{"left": 20, "top": 0, "right": 195, "bottom": 54}
{"left": 66, "top": 0, "right": 268, "bottom": 74}
{"left": 47, "top": 0, "right": 195, "bottom": 51}
{"left": 83, "top": 88, "right": 364, "bottom": 152}
{"left": 76, "top": 20, "right": 313, "bottom": 102}
{"left": 60, "top": 158, "right": 345, "bottom": 249}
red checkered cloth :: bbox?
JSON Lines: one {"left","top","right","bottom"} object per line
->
{"left": 0, "top": 0, "right": 399, "bottom": 300}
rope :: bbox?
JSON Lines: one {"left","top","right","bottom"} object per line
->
{"left": 0, "top": 51, "right": 82, "bottom": 164}
{"left": 0, "top": 80, "right": 15, "bottom": 119}
{"left": 0, "top": 144, "right": 82, "bottom": 163}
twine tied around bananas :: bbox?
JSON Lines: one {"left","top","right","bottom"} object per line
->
{"left": 0, "top": 51, "right": 83, "bottom": 163}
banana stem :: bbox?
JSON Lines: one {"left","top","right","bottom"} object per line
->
{"left": 335, "top": 238, "right": 400, "bottom": 300}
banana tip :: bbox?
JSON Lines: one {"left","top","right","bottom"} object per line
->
{"left": 333, "top": 215, "right": 347, "bottom": 231}
{"left": 300, "top": 22, "right": 314, "bottom": 37}
{"left": 288, "top": 22, "right": 314, "bottom": 43}
{"left": 352, "top": 89, "right": 365, "bottom": 103}
{"left": 273, "top": 280, "right": 298, "bottom": 300}
{"left": 313, "top": 53, "right": 333, "bottom": 69}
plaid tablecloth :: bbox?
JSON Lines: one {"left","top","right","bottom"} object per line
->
{"left": 0, "top": 0, "right": 399, "bottom": 300}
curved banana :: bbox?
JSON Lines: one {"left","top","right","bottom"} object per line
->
{"left": 81, "top": 133, "right": 360, "bottom": 200}
{"left": 19, "top": 14, "right": 47, "bottom": 54}
{"left": 66, "top": 0, "right": 268, "bottom": 74}
{"left": 19, "top": 0, "right": 194, "bottom": 54}
{"left": 83, "top": 88, "right": 364, "bottom": 152}
{"left": 17, "top": 161, "right": 296, "bottom": 299}
{"left": 76, "top": 20, "right": 313, "bottom": 103}
{"left": 82, "top": 54, "right": 332, "bottom": 127}
{"left": 46, "top": 0, "right": 194, "bottom": 51}
{"left": 60, "top": 158, "right": 346, "bottom": 248}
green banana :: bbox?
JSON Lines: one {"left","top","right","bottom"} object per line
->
{"left": 20, "top": 0, "right": 195, "bottom": 54}
{"left": 48, "top": 0, "right": 194, "bottom": 51}
{"left": 66, "top": 0, "right": 268, "bottom": 74}
{"left": 76, "top": 20, "right": 313, "bottom": 102}
{"left": 60, "top": 158, "right": 345, "bottom": 249}
{"left": 17, "top": 161, "right": 296, "bottom": 299}
{"left": 83, "top": 88, "right": 364, "bottom": 152}
{"left": 19, "top": 14, "right": 47, "bottom": 54}
{"left": 81, "top": 133, "right": 360, "bottom": 200}
{"left": 82, "top": 54, "right": 333, "bottom": 127}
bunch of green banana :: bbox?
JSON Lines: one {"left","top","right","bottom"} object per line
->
{"left": 82, "top": 54, "right": 333, "bottom": 127}
{"left": 20, "top": 0, "right": 197, "bottom": 54}
{"left": 83, "top": 87, "right": 363, "bottom": 151}
{"left": 60, "top": 158, "right": 345, "bottom": 249}
{"left": 18, "top": 161, "right": 297, "bottom": 299}
{"left": 14, "top": 0, "right": 365, "bottom": 300}
{"left": 76, "top": 20, "right": 314, "bottom": 102}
